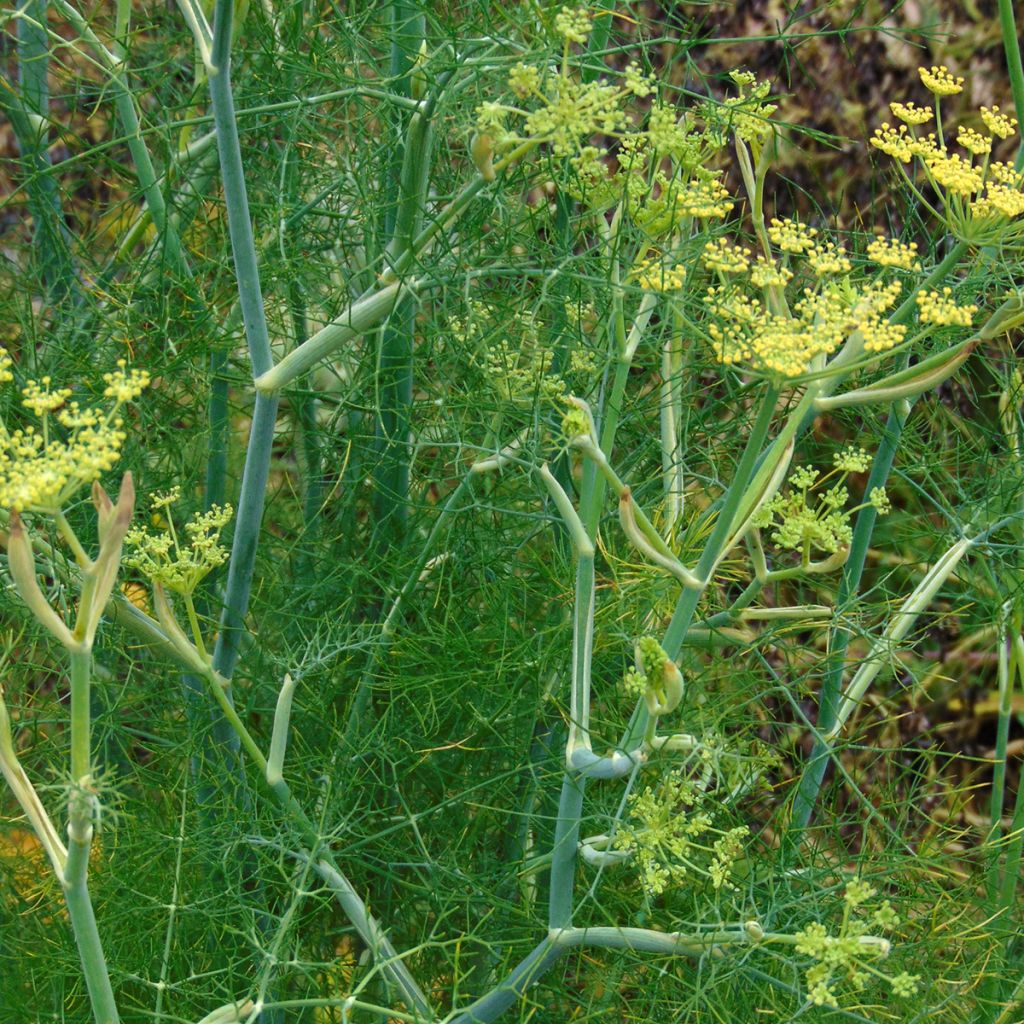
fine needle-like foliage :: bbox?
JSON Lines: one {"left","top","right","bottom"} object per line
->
{"left": 1, "top": 3, "right": 1023, "bottom": 1024}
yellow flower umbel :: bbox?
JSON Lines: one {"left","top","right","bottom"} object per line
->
{"left": 126, "top": 489, "right": 233, "bottom": 665}
{"left": 0, "top": 354, "right": 149, "bottom": 514}
{"left": 483, "top": 7, "right": 732, "bottom": 238}
{"left": 871, "top": 68, "right": 1024, "bottom": 245}
{"left": 614, "top": 769, "right": 748, "bottom": 896}
{"left": 751, "top": 450, "right": 889, "bottom": 571}
{"left": 794, "top": 881, "right": 919, "bottom": 1009}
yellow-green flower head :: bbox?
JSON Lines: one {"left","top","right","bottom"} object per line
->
{"left": 974, "top": 183, "right": 1024, "bottom": 219}
{"left": 523, "top": 76, "right": 626, "bottom": 157}
{"left": 646, "top": 104, "right": 691, "bottom": 158}
{"left": 103, "top": 360, "right": 151, "bottom": 402}
{"left": 508, "top": 62, "right": 541, "bottom": 99}
{"left": 768, "top": 217, "right": 818, "bottom": 254}
{"left": 623, "top": 61, "right": 655, "bottom": 98}
{"left": 834, "top": 446, "right": 870, "bottom": 473}
{"left": 889, "top": 101, "right": 933, "bottom": 125}
{"left": 676, "top": 175, "right": 734, "bottom": 219}
{"left": 21, "top": 377, "right": 72, "bottom": 415}
{"left": 633, "top": 256, "right": 687, "bottom": 292}
{"left": 724, "top": 71, "right": 777, "bottom": 142}
{"left": 807, "top": 242, "right": 852, "bottom": 277}
{"left": 749, "top": 256, "right": 793, "bottom": 289}
{"left": 926, "top": 152, "right": 983, "bottom": 196}
{"left": 614, "top": 768, "right": 748, "bottom": 895}
{"left": 702, "top": 237, "right": 751, "bottom": 274}
{"left": 981, "top": 105, "right": 1018, "bottom": 139}
{"left": 866, "top": 235, "right": 921, "bottom": 270}
{"left": 988, "top": 161, "right": 1023, "bottom": 186}
{"left": 916, "top": 287, "right": 977, "bottom": 326}
{"left": 0, "top": 359, "right": 148, "bottom": 512}
{"left": 554, "top": 5, "right": 592, "bottom": 45}
{"left": 870, "top": 122, "right": 913, "bottom": 162}
{"left": 792, "top": 882, "right": 917, "bottom": 1009}
{"left": 919, "top": 64, "right": 964, "bottom": 97}
{"left": 561, "top": 406, "right": 591, "bottom": 440}
{"left": 0, "top": 347, "right": 12, "bottom": 386}
{"left": 126, "top": 495, "right": 233, "bottom": 596}
{"left": 957, "top": 125, "right": 992, "bottom": 156}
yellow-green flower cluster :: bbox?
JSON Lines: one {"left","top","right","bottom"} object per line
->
{"left": 0, "top": 354, "right": 149, "bottom": 512}
{"left": 614, "top": 769, "right": 748, "bottom": 896}
{"left": 454, "top": 302, "right": 584, "bottom": 408}
{"left": 871, "top": 69, "right": 1024, "bottom": 244}
{"left": 753, "top": 457, "right": 889, "bottom": 560}
{"left": 794, "top": 881, "right": 918, "bottom": 1008}
{"left": 623, "top": 635, "right": 684, "bottom": 717}
{"left": 706, "top": 273, "right": 905, "bottom": 377}
{"left": 916, "top": 287, "right": 977, "bottom": 326}
{"left": 722, "top": 70, "right": 778, "bottom": 143}
{"left": 125, "top": 488, "right": 232, "bottom": 596}
{"left": 633, "top": 256, "right": 687, "bottom": 292}
{"left": 702, "top": 238, "right": 751, "bottom": 274}
{"left": 918, "top": 65, "right": 964, "bottom": 96}
{"left": 483, "top": 9, "right": 732, "bottom": 238}
{"left": 866, "top": 235, "right": 921, "bottom": 270}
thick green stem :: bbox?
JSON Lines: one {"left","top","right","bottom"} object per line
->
{"left": 997, "top": 0, "right": 1024, "bottom": 164}
{"left": 64, "top": 651, "right": 120, "bottom": 1024}
{"left": 449, "top": 939, "right": 563, "bottom": 1024}
{"left": 64, "top": 832, "right": 120, "bottom": 1024}
{"left": 662, "top": 386, "right": 780, "bottom": 659}
{"left": 69, "top": 649, "right": 92, "bottom": 784}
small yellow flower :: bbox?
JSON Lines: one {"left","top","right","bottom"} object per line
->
{"left": 702, "top": 238, "right": 750, "bottom": 274}
{"left": 956, "top": 126, "right": 992, "bottom": 156}
{"left": 859, "top": 317, "right": 908, "bottom": 353}
{"left": 768, "top": 217, "right": 818, "bottom": 254}
{"left": 103, "top": 360, "right": 151, "bottom": 403}
{"left": 676, "top": 176, "right": 733, "bottom": 219}
{"left": 750, "top": 257, "right": 793, "bottom": 289}
{"left": 889, "top": 101, "right": 933, "bottom": 125}
{"left": 974, "top": 183, "right": 1024, "bottom": 218}
{"left": 21, "top": 378, "right": 72, "bottom": 416}
{"left": 508, "top": 63, "right": 540, "bottom": 99}
{"left": 870, "top": 122, "right": 913, "bottom": 162}
{"left": 926, "top": 152, "right": 983, "bottom": 196}
{"left": 554, "top": 5, "right": 591, "bottom": 45}
{"left": 866, "top": 235, "right": 921, "bottom": 271}
{"left": 988, "top": 161, "right": 1022, "bottom": 186}
{"left": 633, "top": 257, "right": 687, "bottom": 292}
{"left": 916, "top": 287, "right": 977, "bottom": 326}
{"left": 981, "top": 105, "right": 1018, "bottom": 139}
{"left": 807, "top": 242, "right": 851, "bottom": 276}
{"left": 918, "top": 65, "right": 964, "bottom": 97}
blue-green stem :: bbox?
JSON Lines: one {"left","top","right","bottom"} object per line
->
{"left": 548, "top": 275, "right": 658, "bottom": 927}
{"left": 373, "top": 89, "right": 433, "bottom": 546}
{"left": 69, "top": 648, "right": 92, "bottom": 784}
{"left": 207, "top": 0, "right": 278, "bottom": 688}
{"left": 449, "top": 938, "right": 563, "bottom": 1024}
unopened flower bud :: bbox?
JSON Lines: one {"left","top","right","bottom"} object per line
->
{"left": 471, "top": 132, "right": 496, "bottom": 182}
